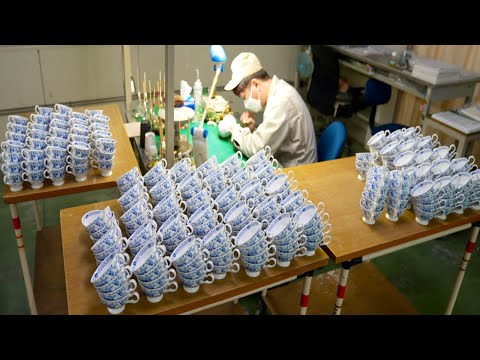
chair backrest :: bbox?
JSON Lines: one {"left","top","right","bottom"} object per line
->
{"left": 317, "top": 121, "right": 347, "bottom": 162}
{"left": 364, "top": 79, "right": 392, "bottom": 131}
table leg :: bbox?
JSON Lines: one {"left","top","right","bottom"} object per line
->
{"left": 10, "top": 204, "right": 37, "bottom": 315}
{"left": 456, "top": 138, "right": 467, "bottom": 158}
{"left": 445, "top": 225, "right": 479, "bottom": 315}
{"left": 333, "top": 262, "right": 351, "bottom": 315}
{"left": 33, "top": 200, "right": 43, "bottom": 231}
{"left": 299, "top": 272, "right": 313, "bottom": 315}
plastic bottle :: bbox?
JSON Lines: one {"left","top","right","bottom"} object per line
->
{"left": 193, "top": 69, "right": 204, "bottom": 122}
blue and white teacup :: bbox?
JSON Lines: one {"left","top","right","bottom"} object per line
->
{"left": 66, "top": 163, "right": 88, "bottom": 182}
{"left": 22, "top": 148, "right": 45, "bottom": 162}
{"left": 27, "top": 122, "right": 49, "bottom": 132}
{"left": 140, "top": 268, "right": 177, "bottom": 291}
{"left": 8, "top": 115, "right": 28, "bottom": 126}
{"left": 1, "top": 151, "right": 23, "bottom": 163}
{"left": 170, "top": 158, "right": 193, "bottom": 184}
{"left": 45, "top": 146, "right": 67, "bottom": 160}
{"left": 1, "top": 140, "right": 25, "bottom": 153}
{"left": 54, "top": 103, "right": 72, "bottom": 115}
{"left": 95, "top": 137, "right": 116, "bottom": 153}
{"left": 68, "top": 134, "right": 89, "bottom": 144}
{"left": 181, "top": 272, "right": 215, "bottom": 293}
{"left": 48, "top": 127, "right": 69, "bottom": 140}
{"left": 91, "top": 159, "right": 114, "bottom": 176}
{"left": 66, "top": 155, "right": 88, "bottom": 167}
{"left": 220, "top": 151, "right": 244, "bottom": 176}
{"left": 135, "top": 256, "right": 172, "bottom": 283}
{"left": 94, "top": 265, "right": 132, "bottom": 294}
{"left": 196, "top": 155, "right": 218, "bottom": 179}
{"left": 116, "top": 167, "right": 142, "bottom": 193}
{"left": 7, "top": 123, "right": 28, "bottom": 135}
{"left": 22, "top": 171, "right": 44, "bottom": 189}
{"left": 120, "top": 198, "right": 153, "bottom": 224}
{"left": 22, "top": 160, "right": 45, "bottom": 173}
{"left": 50, "top": 113, "right": 70, "bottom": 122}
{"left": 5, "top": 131, "right": 27, "bottom": 143}
{"left": 67, "top": 141, "right": 91, "bottom": 159}
{"left": 242, "top": 256, "right": 276, "bottom": 278}
{"left": 158, "top": 212, "right": 189, "bottom": 240}
{"left": 244, "top": 146, "right": 272, "bottom": 168}
{"left": 85, "top": 109, "right": 103, "bottom": 117}
{"left": 50, "top": 119, "right": 70, "bottom": 131}
{"left": 131, "top": 240, "right": 167, "bottom": 275}
{"left": 82, "top": 207, "right": 113, "bottom": 234}
{"left": 90, "top": 227, "right": 123, "bottom": 255}
{"left": 212, "top": 262, "right": 240, "bottom": 279}
{"left": 30, "top": 114, "right": 51, "bottom": 126}
{"left": 170, "top": 235, "right": 205, "bottom": 268}
{"left": 69, "top": 111, "right": 88, "bottom": 121}
{"left": 45, "top": 136, "right": 68, "bottom": 149}
{"left": 25, "top": 137, "right": 47, "bottom": 150}
{"left": 100, "top": 291, "right": 140, "bottom": 315}
{"left": 44, "top": 168, "right": 66, "bottom": 186}
{"left": 281, "top": 189, "right": 309, "bottom": 213}
{"left": 89, "top": 122, "right": 110, "bottom": 133}
{"left": 3, "top": 173, "right": 23, "bottom": 192}
{"left": 3, "top": 162, "right": 23, "bottom": 174}
{"left": 124, "top": 209, "right": 154, "bottom": 234}
{"left": 90, "top": 252, "right": 131, "bottom": 287}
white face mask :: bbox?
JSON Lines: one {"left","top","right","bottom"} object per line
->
{"left": 243, "top": 83, "right": 262, "bottom": 113}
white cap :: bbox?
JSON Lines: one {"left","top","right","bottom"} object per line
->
{"left": 224, "top": 52, "right": 263, "bottom": 91}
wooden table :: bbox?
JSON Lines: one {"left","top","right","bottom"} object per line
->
{"left": 2, "top": 103, "right": 139, "bottom": 315}
{"left": 290, "top": 157, "right": 480, "bottom": 314}
{"left": 60, "top": 200, "right": 329, "bottom": 315}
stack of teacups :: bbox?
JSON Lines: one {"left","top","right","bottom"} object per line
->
{"left": 378, "top": 140, "right": 399, "bottom": 170}
{"left": 187, "top": 203, "right": 224, "bottom": 239}
{"left": 201, "top": 167, "right": 229, "bottom": 199}
{"left": 131, "top": 240, "right": 178, "bottom": 303}
{"left": 410, "top": 180, "right": 446, "bottom": 225}
{"left": 244, "top": 146, "right": 278, "bottom": 173}
{"left": 81, "top": 206, "right": 121, "bottom": 245}
{"left": 264, "top": 171, "right": 298, "bottom": 202}
{"left": 450, "top": 172, "right": 478, "bottom": 214}
{"left": 169, "top": 157, "right": 193, "bottom": 184}
{"left": 416, "top": 134, "right": 440, "bottom": 151}
{"left": 251, "top": 158, "right": 280, "bottom": 184}
{"left": 449, "top": 156, "right": 477, "bottom": 176}
{"left": 228, "top": 165, "right": 254, "bottom": 189}
{"left": 157, "top": 212, "right": 193, "bottom": 255}
{"left": 185, "top": 187, "right": 217, "bottom": 216}
{"left": 44, "top": 145, "right": 68, "bottom": 186}
{"left": 265, "top": 213, "right": 307, "bottom": 266}
{"left": 249, "top": 194, "right": 286, "bottom": 228}
{"left": 431, "top": 145, "right": 456, "bottom": 162}
{"left": 148, "top": 174, "right": 178, "bottom": 207}
{"left": 237, "top": 178, "right": 266, "bottom": 209}
{"left": 213, "top": 184, "right": 245, "bottom": 216}
{"left": 90, "top": 252, "right": 138, "bottom": 314}
{"left": 152, "top": 189, "right": 187, "bottom": 228}
{"left": 232, "top": 221, "right": 277, "bottom": 277}
{"left": 355, "top": 152, "right": 378, "bottom": 181}
{"left": 170, "top": 235, "right": 214, "bottom": 293}
{"left": 2, "top": 116, "right": 27, "bottom": 191}
{"left": 292, "top": 202, "right": 332, "bottom": 257}
{"left": 360, "top": 166, "right": 390, "bottom": 225}
{"left": 281, "top": 189, "right": 310, "bottom": 214}
{"left": 223, "top": 200, "right": 259, "bottom": 236}
{"left": 468, "top": 169, "right": 480, "bottom": 211}
{"left": 196, "top": 155, "right": 218, "bottom": 180}
{"left": 366, "top": 130, "right": 391, "bottom": 161}
{"left": 219, "top": 151, "right": 244, "bottom": 178}
{"left": 143, "top": 158, "right": 173, "bottom": 191}
{"left": 201, "top": 223, "right": 240, "bottom": 279}
{"left": 117, "top": 180, "right": 149, "bottom": 213}
{"left": 120, "top": 196, "right": 153, "bottom": 239}
{"left": 66, "top": 139, "right": 91, "bottom": 182}
{"left": 116, "top": 167, "right": 143, "bottom": 195}
{"left": 22, "top": 112, "right": 51, "bottom": 189}
{"left": 178, "top": 170, "right": 204, "bottom": 201}
{"left": 90, "top": 223, "right": 129, "bottom": 265}
{"left": 392, "top": 150, "right": 416, "bottom": 170}
{"left": 432, "top": 176, "right": 462, "bottom": 219}
{"left": 127, "top": 219, "right": 158, "bottom": 257}
{"left": 384, "top": 168, "right": 415, "bottom": 222}
{"left": 89, "top": 113, "right": 114, "bottom": 177}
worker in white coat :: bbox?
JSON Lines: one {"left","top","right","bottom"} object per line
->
{"left": 223, "top": 52, "right": 318, "bottom": 168}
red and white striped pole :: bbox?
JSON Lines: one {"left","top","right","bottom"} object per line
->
{"left": 445, "top": 226, "right": 479, "bottom": 315}
{"left": 10, "top": 204, "right": 37, "bottom": 315}
{"left": 333, "top": 265, "right": 350, "bottom": 315}
{"left": 299, "top": 273, "right": 313, "bottom": 315}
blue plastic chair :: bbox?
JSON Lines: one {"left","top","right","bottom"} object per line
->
{"left": 364, "top": 79, "right": 407, "bottom": 135}
{"left": 317, "top": 121, "right": 347, "bottom": 162}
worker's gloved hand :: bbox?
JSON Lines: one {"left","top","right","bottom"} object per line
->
{"left": 240, "top": 111, "right": 256, "bottom": 132}
{"left": 218, "top": 114, "right": 240, "bottom": 138}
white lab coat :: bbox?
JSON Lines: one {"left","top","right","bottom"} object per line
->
{"left": 230, "top": 75, "right": 318, "bottom": 168}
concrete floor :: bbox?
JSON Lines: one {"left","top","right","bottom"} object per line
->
{"left": 1, "top": 108, "right": 479, "bottom": 315}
